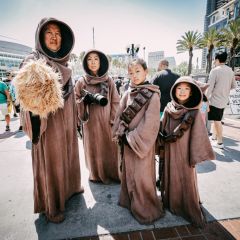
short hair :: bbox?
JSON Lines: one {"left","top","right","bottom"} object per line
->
{"left": 160, "top": 59, "right": 169, "bottom": 67}
{"left": 215, "top": 52, "right": 228, "bottom": 63}
{"left": 128, "top": 58, "right": 147, "bottom": 70}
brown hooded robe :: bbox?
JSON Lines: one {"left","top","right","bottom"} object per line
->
{"left": 112, "top": 83, "right": 164, "bottom": 224}
{"left": 19, "top": 18, "right": 83, "bottom": 217}
{"left": 160, "top": 77, "right": 215, "bottom": 228}
{"left": 75, "top": 50, "right": 120, "bottom": 183}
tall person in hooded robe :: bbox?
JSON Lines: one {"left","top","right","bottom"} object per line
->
{"left": 75, "top": 50, "right": 120, "bottom": 184}
{"left": 14, "top": 18, "right": 83, "bottom": 223}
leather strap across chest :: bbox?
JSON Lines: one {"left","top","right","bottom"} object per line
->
{"left": 120, "top": 88, "right": 153, "bottom": 125}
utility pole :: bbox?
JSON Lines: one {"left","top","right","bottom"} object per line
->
{"left": 92, "top": 27, "right": 95, "bottom": 48}
{"left": 143, "top": 47, "right": 146, "bottom": 60}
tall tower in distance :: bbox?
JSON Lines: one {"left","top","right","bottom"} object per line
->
{"left": 201, "top": 0, "right": 231, "bottom": 69}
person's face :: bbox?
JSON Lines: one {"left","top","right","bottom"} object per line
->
{"left": 87, "top": 53, "right": 100, "bottom": 75}
{"left": 44, "top": 23, "right": 62, "bottom": 52}
{"left": 158, "top": 63, "right": 164, "bottom": 71}
{"left": 175, "top": 82, "right": 191, "bottom": 104}
{"left": 128, "top": 63, "right": 148, "bottom": 85}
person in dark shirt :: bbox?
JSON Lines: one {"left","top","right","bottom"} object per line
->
{"left": 151, "top": 59, "right": 180, "bottom": 117}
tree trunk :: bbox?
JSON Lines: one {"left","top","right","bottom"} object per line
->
{"left": 208, "top": 45, "right": 214, "bottom": 73}
{"left": 206, "top": 52, "right": 210, "bottom": 74}
{"left": 230, "top": 47, "right": 235, "bottom": 71}
{"left": 188, "top": 50, "right": 193, "bottom": 75}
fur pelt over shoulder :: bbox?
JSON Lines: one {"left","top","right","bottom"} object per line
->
{"left": 14, "top": 59, "right": 64, "bottom": 118}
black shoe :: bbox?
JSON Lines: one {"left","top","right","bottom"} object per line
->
{"left": 5, "top": 126, "right": 10, "bottom": 131}
{"left": 13, "top": 113, "right": 18, "bottom": 117}
{"left": 18, "top": 126, "right": 23, "bottom": 131}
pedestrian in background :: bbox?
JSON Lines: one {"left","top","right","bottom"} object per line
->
{"left": 206, "top": 52, "right": 236, "bottom": 149}
{"left": 159, "top": 76, "right": 215, "bottom": 228}
{"left": 151, "top": 59, "right": 180, "bottom": 117}
{"left": 75, "top": 49, "right": 120, "bottom": 184}
{"left": 14, "top": 18, "right": 83, "bottom": 223}
{"left": 112, "top": 58, "right": 164, "bottom": 224}
{"left": 0, "top": 80, "right": 11, "bottom": 131}
{"left": 5, "top": 71, "right": 18, "bottom": 117}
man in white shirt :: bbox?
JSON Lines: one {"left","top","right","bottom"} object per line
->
{"left": 206, "top": 52, "right": 237, "bottom": 149}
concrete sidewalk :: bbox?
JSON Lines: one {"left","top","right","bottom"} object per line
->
{"left": 0, "top": 113, "right": 239, "bottom": 240}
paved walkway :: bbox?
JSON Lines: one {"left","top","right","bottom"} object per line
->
{"left": 0, "top": 112, "right": 240, "bottom": 240}
{"left": 75, "top": 219, "right": 240, "bottom": 239}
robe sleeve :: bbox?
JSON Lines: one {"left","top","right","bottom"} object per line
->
{"left": 127, "top": 92, "right": 160, "bottom": 159}
{"left": 74, "top": 78, "right": 87, "bottom": 124}
{"left": 112, "top": 92, "right": 128, "bottom": 140}
{"left": 189, "top": 110, "right": 215, "bottom": 167}
{"left": 109, "top": 78, "right": 120, "bottom": 125}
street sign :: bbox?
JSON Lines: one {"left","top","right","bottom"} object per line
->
{"left": 229, "top": 78, "right": 240, "bottom": 114}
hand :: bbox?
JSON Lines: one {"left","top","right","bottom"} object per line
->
{"left": 122, "top": 134, "right": 131, "bottom": 148}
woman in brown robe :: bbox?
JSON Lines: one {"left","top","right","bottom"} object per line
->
{"left": 75, "top": 50, "right": 120, "bottom": 184}
{"left": 15, "top": 18, "right": 83, "bottom": 223}
{"left": 159, "top": 76, "right": 215, "bottom": 228}
{"left": 112, "top": 58, "right": 164, "bottom": 224}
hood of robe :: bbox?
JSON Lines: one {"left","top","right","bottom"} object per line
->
{"left": 170, "top": 76, "right": 203, "bottom": 110}
{"left": 82, "top": 49, "right": 109, "bottom": 84}
{"left": 35, "top": 17, "right": 74, "bottom": 63}
{"left": 34, "top": 17, "right": 74, "bottom": 87}
{"left": 165, "top": 76, "right": 203, "bottom": 120}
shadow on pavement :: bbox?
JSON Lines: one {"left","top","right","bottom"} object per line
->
{"left": 197, "top": 160, "right": 216, "bottom": 174}
{"left": 26, "top": 140, "right": 32, "bottom": 150}
{"left": 14, "top": 130, "right": 25, "bottom": 138}
{"left": 0, "top": 130, "right": 18, "bottom": 139}
{"left": 34, "top": 192, "right": 91, "bottom": 240}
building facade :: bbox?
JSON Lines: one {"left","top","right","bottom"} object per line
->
{"left": 0, "top": 40, "right": 32, "bottom": 79}
{"left": 202, "top": 0, "right": 240, "bottom": 69}
{"left": 148, "top": 51, "right": 164, "bottom": 69}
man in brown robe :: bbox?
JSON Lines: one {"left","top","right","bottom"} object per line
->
{"left": 15, "top": 18, "right": 83, "bottom": 223}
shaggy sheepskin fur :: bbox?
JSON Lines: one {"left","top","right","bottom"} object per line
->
{"left": 14, "top": 59, "right": 64, "bottom": 118}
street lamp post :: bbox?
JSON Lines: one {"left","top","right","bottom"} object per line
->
{"left": 143, "top": 47, "right": 146, "bottom": 60}
{"left": 126, "top": 43, "right": 140, "bottom": 59}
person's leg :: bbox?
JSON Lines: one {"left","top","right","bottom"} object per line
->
{"left": 13, "top": 104, "right": 18, "bottom": 117}
{"left": 5, "top": 114, "right": 10, "bottom": 131}
{"left": 210, "top": 122, "right": 217, "bottom": 140}
{"left": 213, "top": 120, "right": 223, "bottom": 144}
{"left": 19, "top": 113, "right": 23, "bottom": 131}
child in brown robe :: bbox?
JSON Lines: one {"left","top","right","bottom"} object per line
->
{"left": 112, "top": 58, "right": 164, "bottom": 224}
{"left": 159, "top": 76, "right": 215, "bottom": 228}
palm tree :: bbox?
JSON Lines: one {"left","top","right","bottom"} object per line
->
{"left": 176, "top": 30, "right": 202, "bottom": 75}
{"left": 202, "top": 28, "right": 221, "bottom": 73}
{"left": 220, "top": 18, "right": 240, "bottom": 70}
{"left": 79, "top": 51, "right": 86, "bottom": 62}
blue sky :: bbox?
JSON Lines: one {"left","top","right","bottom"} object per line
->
{"left": 0, "top": 0, "right": 207, "bottom": 65}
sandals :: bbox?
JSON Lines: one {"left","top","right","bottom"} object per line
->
{"left": 46, "top": 212, "right": 65, "bottom": 223}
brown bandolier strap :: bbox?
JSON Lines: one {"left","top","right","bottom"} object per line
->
{"left": 120, "top": 88, "right": 153, "bottom": 125}
{"left": 159, "top": 110, "right": 197, "bottom": 143}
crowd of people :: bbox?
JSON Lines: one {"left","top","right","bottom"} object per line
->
{"left": 1, "top": 17, "right": 237, "bottom": 228}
